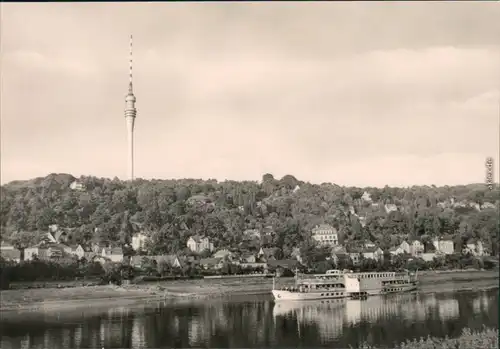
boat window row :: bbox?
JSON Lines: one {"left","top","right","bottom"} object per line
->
{"left": 351, "top": 273, "right": 395, "bottom": 279}
{"left": 320, "top": 292, "right": 344, "bottom": 297}
{"left": 386, "top": 287, "right": 405, "bottom": 292}
{"left": 311, "top": 283, "right": 344, "bottom": 289}
{"left": 384, "top": 280, "right": 410, "bottom": 285}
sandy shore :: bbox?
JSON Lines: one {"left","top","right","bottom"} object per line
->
{"left": 1, "top": 270, "right": 497, "bottom": 315}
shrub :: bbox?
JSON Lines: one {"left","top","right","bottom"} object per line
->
{"left": 352, "top": 327, "right": 498, "bottom": 349}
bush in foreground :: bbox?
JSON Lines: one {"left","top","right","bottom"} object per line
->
{"left": 354, "top": 327, "right": 498, "bottom": 349}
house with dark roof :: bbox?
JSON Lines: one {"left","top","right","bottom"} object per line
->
{"left": 346, "top": 247, "right": 362, "bottom": 265}
{"left": 266, "top": 259, "right": 299, "bottom": 275}
{"left": 331, "top": 250, "right": 350, "bottom": 265}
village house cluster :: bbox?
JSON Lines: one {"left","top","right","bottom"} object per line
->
{"left": 1, "top": 221, "right": 488, "bottom": 275}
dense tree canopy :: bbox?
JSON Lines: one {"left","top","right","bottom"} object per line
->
{"left": 1, "top": 173, "right": 498, "bottom": 257}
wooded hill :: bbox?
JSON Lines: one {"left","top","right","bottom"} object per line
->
{"left": 1, "top": 173, "right": 498, "bottom": 257}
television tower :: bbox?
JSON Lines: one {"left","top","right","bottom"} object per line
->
{"left": 124, "top": 35, "right": 137, "bottom": 181}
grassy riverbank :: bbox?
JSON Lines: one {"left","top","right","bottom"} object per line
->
{"left": 356, "top": 327, "right": 498, "bottom": 349}
{"left": 1, "top": 270, "right": 498, "bottom": 313}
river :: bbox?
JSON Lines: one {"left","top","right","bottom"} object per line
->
{"left": 0, "top": 289, "right": 497, "bottom": 348}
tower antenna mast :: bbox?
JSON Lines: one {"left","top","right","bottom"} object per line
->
{"left": 124, "top": 34, "right": 137, "bottom": 181}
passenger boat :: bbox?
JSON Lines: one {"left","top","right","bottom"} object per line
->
{"left": 271, "top": 269, "right": 419, "bottom": 301}
{"left": 272, "top": 270, "right": 346, "bottom": 301}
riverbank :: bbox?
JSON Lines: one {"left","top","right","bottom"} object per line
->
{"left": 359, "top": 327, "right": 498, "bottom": 349}
{"left": 1, "top": 270, "right": 498, "bottom": 314}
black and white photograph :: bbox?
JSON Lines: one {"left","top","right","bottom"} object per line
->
{"left": 0, "top": 2, "right": 499, "bottom": 349}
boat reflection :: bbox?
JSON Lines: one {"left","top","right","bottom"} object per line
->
{"left": 272, "top": 292, "right": 464, "bottom": 340}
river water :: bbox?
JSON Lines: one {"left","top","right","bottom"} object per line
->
{"left": 0, "top": 289, "right": 497, "bottom": 349}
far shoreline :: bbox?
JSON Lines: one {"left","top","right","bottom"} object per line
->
{"left": 1, "top": 270, "right": 498, "bottom": 317}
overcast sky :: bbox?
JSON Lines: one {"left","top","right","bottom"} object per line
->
{"left": 1, "top": 3, "right": 499, "bottom": 187}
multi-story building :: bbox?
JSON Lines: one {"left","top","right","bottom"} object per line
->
{"left": 432, "top": 238, "right": 454, "bottom": 255}
{"left": 311, "top": 224, "right": 339, "bottom": 246}
{"left": 131, "top": 232, "right": 149, "bottom": 251}
{"left": 187, "top": 236, "right": 214, "bottom": 253}
{"left": 409, "top": 240, "right": 424, "bottom": 256}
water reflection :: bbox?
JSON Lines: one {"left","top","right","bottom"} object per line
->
{"left": 1, "top": 289, "right": 497, "bottom": 349}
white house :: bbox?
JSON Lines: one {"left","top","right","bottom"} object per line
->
{"left": 187, "top": 236, "right": 214, "bottom": 253}
{"left": 389, "top": 246, "right": 405, "bottom": 256}
{"left": 481, "top": 202, "right": 496, "bottom": 210}
{"left": 463, "top": 239, "right": 484, "bottom": 257}
{"left": 384, "top": 204, "right": 398, "bottom": 213}
{"left": 70, "top": 181, "right": 85, "bottom": 191}
{"left": 362, "top": 247, "right": 384, "bottom": 261}
{"left": 409, "top": 240, "right": 424, "bottom": 256}
{"left": 24, "top": 243, "right": 66, "bottom": 260}
{"left": 24, "top": 246, "right": 47, "bottom": 260}
{"left": 399, "top": 241, "right": 411, "bottom": 254}
{"left": 469, "top": 202, "right": 481, "bottom": 211}
{"left": 101, "top": 247, "right": 124, "bottom": 263}
{"left": 131, "top": 232, "right": 149, "bottom": 251}
{"left": 70, "top": 244, "right": 86, "bottom": 259}
{"left": 433, "top": 238, "right": 454, "bottom": 255}
{"left": 361, "top": 191, "right": 372, "bottom": 202}
{"left": 348, "top": 252, "right": 361, "bottom": 265}
{"left": 311, "top": 224, "right": 339, "bottom": 246}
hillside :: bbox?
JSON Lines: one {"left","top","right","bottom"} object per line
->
{"left": 1, "top": 173, "right": 498, "bottom": 257}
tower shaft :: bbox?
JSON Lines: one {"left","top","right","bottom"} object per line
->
{"left": 126, "top": 116, "right": 135, "bottom": 181}
{"left": 125, "top": 34, "right": 137, "bottom": 181}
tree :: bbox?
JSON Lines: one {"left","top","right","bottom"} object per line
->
{"left": 0, "top": 173, "right": 497, "bottom": 267}
{"left": 10, "top": 231, "right": 41, "bottom": 251}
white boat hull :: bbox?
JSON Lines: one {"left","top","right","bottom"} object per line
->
{"left": 272, "top": 290, "right": 346, "bottom": 301}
